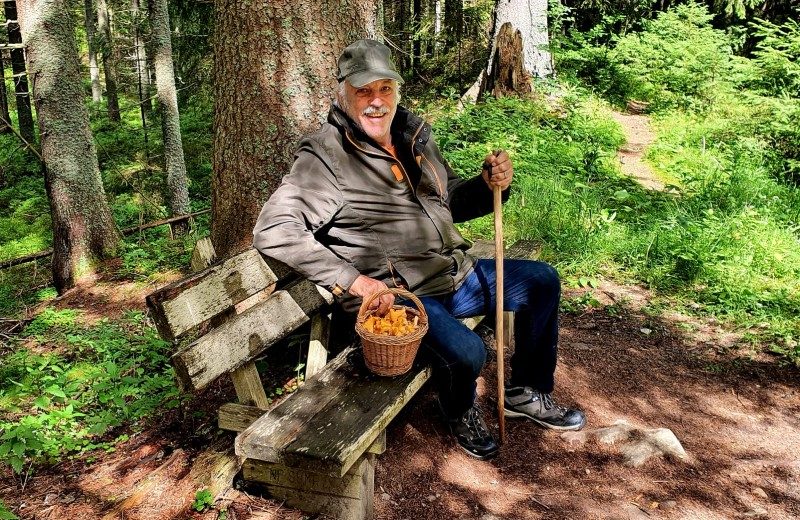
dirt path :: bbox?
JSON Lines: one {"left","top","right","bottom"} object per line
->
{"left": 610, "top": 111, "right": 665, "bottom": 191}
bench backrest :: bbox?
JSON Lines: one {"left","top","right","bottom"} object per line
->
{"left": 146, "top": 248, "right": 332, "bottom": 392}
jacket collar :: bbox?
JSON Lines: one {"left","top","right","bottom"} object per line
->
{"left": 328, "top": 103, "right": 432, "bottom": 156}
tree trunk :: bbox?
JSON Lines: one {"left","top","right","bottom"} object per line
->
{"left": 463, "top": 0, "right": 552, "bottom": 102}
{"left": 131, "top": 0, "right": 152, "bottom": 114}
{"left": 444, "top": 0, "right": 461, "bottom": 48}
{"left": 96, "top": 0, "right": 121, "bottom": 121}
{"left": 150, "top": 0, "right": 189, "bottom": 230}
{"left": 484, "top": 22, "right": 531, "bottom": 97}
{"left": 211, "top": 0, "right": 379, "bottom": 259}
{"left": 3, "top": 2, "right": 35, "bottom": 143}
{"left": 0, "top": 54, "right": 12, "bottom": 133}
{"left": 16, "top": 0, "right": 121, "bottom": 293}
{"left": 84, "top": 0, "right": 102, "bottom": 102}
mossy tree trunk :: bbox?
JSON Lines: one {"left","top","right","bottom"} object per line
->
{"left": 17, "top": 0, "right": 121, "bottom": 293}
{"left": 96, "top": 0, "right": 121, "bottom": 121}
{"left": 211, "top": 0, "right": 379, "bottom": 258}
{"left": 84, "top": 0, "right": 102, "bottom": 103}
{"left": 3, "top": 2, "right": 35, "bottom": 143}
{"left": 150, "top": 0, "right": 190, "bottom": 229}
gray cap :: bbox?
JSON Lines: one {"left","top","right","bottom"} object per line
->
{"left": 337, "top": 39, "right": 404, "bottom": 87}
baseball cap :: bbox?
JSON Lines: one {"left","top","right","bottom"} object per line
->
{"left": 337, "top": 39, "right": 404, "bottom": 87}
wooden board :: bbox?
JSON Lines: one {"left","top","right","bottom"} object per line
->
{"left": 236, "top": 347, "right": 431, "bottom": 477}
{"left": 146, "top": 248, "right": 294, "bottom": 342}
{"left": 171, "top": 280, "right": 333, "bottom": 391}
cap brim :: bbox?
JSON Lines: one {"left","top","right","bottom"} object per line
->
{"left": 346, "top": 70, "right": 404, "bottom": 88}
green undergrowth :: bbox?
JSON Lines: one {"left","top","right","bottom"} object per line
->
{"left": 433, "top": 91, "right": 800, "bottom": 364}
{"left": 0, "top": 309, "right": 181, "bottom": 474}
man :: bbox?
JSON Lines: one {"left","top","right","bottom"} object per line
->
{"left": 253, "top": 39, "right": 585, "bottom": 460}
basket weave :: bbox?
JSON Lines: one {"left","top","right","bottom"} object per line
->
{"left": 355, "top": 288, "right": 428, "bottom": 376}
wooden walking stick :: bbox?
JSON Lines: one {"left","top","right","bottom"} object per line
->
{"left": 489, "top": 152, "right": 507, "bottom": 443}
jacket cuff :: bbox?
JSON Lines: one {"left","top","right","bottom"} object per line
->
{"left": 334, "top": 266, "right": 361, "bottom": 296}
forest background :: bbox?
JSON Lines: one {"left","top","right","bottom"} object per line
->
{"left": 0, "top": 0, "right": 798, "bottom": 517}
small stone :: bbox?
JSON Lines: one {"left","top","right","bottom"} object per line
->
{"left": 43, "top": 494, "right": 57, "bottom": 506}
{"left": 751, "top": 487, "right": 769, "bottom": 499}
{"left": 585, "top": 468, "right": 591, "bottom": 474}
{"left": 577, "top": 321, "right": 597, "bottom": 330}
{"left": 381, "top": 493, "right": 391, "bottom": 501}
{"left": 640, "top": 327, "right": 652, "bottom": 335}
{"left": 744, "top": 506, "right": 768, "bottom": 517}
{"left": 426, "top": 494, "right": 436, "bottom": 502}
{"left": 660, "top": 500, "right": 677, "bottom": 510}
{"left": 572, "top": 342, "right": 593, "bottom": 350}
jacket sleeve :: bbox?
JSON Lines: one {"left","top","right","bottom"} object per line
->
{"left": 252, "top": 138, "right": 361, "bottom": 293}
{"left": 426, "top": 137, "right": 510, "bottom": 223}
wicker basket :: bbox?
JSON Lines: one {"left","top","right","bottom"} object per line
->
{"left": 355, "top": 288, "right": 429, "bottom": 376}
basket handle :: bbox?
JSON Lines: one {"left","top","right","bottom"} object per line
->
{"left": 357, "top": 287, "right": 427, "bottom": 321}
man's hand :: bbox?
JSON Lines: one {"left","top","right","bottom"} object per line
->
{"left": 348, "top": 275, "right": 395, "bottom": 316}
{"left": 481, "top": 150, "right": 513, "bottom": 191}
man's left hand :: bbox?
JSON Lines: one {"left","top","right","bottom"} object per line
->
{"left": 481, "top": 150, "right": 513, "bottom": 191}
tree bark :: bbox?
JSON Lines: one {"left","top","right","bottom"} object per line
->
{"left": 463, "top": 0, "right": 552, "bottom": 102}
{"left": 16, "top": 0, "right": 121, "bottom": 293}
{"left": 96, "top": 0, "right": 121, "bottom": 121}
{"left": 484, "top": 22, "right": 531, "bottom": 97}
{"left": 84, "top": 0, "right": 102, "bottom": 102}
{"left": 211, "top": 0, "right": 379, "bottom": 259}
{"left": 3, "top": 2, "right": 35, "bottom": 142}
{"left": 131, "top": 0, "right": 152, "bottom": 114}
{"left": 0, "top": 54, "right": 12, "bottom": 133}
{"left": 150, "top": 0, "right": 190, "bottom": 228}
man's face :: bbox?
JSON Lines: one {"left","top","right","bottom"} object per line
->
{"left": 340, "top": 79, "right": 399, "bottom": 147}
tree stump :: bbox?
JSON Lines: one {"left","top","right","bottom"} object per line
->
{"left": 485, "top": 22, "right": 532, "bottom": 98}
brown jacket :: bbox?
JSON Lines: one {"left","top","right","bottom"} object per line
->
{"left": 252, "top": 104, "right": 507, "bottom": 310}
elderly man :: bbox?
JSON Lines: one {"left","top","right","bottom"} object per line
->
{"left": 253, "top": 39, "right": 585, "bottom": 460}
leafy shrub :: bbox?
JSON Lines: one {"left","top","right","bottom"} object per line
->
{"left": 0, "top": 309, "right": 181, "bottom": 473}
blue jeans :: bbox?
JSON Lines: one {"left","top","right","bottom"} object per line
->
{"left": 415, "top": 259, "right": 560, "bottom": 420}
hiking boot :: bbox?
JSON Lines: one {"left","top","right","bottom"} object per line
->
{"left": 448, "top": 405, "right": 500, "bottom": 460}
{"left": 504, "top": 386, "right": 586, "bottom": 431}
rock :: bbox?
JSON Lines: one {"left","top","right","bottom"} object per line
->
{"left": 380, "top": 493, "right": 391, "bottom": 501}
{"left": 594, "top": 421, "right": 633, "bottom": 445}
{"left": 571, "top": 342, "right": 593, "bottom": 350}
{"left": 640, "top": 327, "right": 652, "bottom": 335}
{"left": 660, "top": 500, "right": 677, "bottom": 510}
{"left": 744, "top": 506, "right": 768, "bottom": 517}
{"left": 426, "top": 495, "right": 437, "bottom": 502}
{"left": 577, "top": 321, "right": 597, "bottom": 330}
{"left": 644, "top": 428, "right": 688, "bottom": 461}
{"left": 751, "top": 487, "right": 769, "bottom": 499}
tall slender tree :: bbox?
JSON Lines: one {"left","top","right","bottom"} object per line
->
{"left": 131, "top": 0, "right": 152, "bottom": 114}
{"left": 84, "top": 0, "right": 102, "bottom": 102}
{"left": 96, "top": 0, "right": 121, "bottom": 121}
{"left": 0, "top": 54, "right": 12, "bottom": 133}
{"left": 149, "top": 0, "right": 190, "bottom": 225}
{"left": 16, "top": 0, "right": 121, "bottom": 293}
{"left": 211, "top": 0, "right": 380, "bottom": 258}
{"left": 3, "top": 2, "right": 35, "bottom": 143}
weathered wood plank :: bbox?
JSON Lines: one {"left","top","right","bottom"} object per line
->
{"left": 236, "top": 346, "right": 431, "bottom": 477}
{"left": 218, "top": 402, "right": 264, "bottom": 432}
{"left": 305, "top": 313, "right": 330, "bottom": 380}
{"left": 365, "top": 430, "right": 386, "bottom": 456}
{"left": 243, "top": 454, "right": 374, "bottom": 520}
{"left": 190, "top": 237, "right": 217, "bottom": 273}
{"left": 146, "top": 248, "right": 294, "bottom": 342}
{"left": 171, "top": 281, "right": 333, "bottom": 391}
{"left": 231, "top": 362, "right": 270, "bottom": 408}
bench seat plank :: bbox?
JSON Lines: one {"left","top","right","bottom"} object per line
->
{"left": 171, "top": 280, "right": 333, "bottom": 391}
{"left": 236, "top": 347, "right": 431, "bottom": 477}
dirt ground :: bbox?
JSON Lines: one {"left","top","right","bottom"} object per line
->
{"left": 2, "top": 277, "right": 799, "bottom": 520}
{"left": 2, "top": 113, "right": 799, "bottom": 519}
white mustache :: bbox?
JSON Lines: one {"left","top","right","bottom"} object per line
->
{"left": 363, "top": 105, "right": 390, "bottom": 116}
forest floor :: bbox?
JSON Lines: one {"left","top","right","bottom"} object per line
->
{"left": 3, "top": 115, "right": 800, "bottom": 519}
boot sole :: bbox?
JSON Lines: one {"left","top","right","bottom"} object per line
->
{"left": 456, "top": 442, "right": 500, "bottom": 461}
{"left": 504, "top": 408, "right": 586, "bottom": 431}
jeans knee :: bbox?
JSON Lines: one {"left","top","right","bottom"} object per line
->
{"left": 538, "top": 262, "right": 561, "bottom": 299}
{"left": 456, "top": 335, "right": 486, "bottom": 378}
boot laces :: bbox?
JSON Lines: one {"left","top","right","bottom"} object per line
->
{"left": 463, "top": 406, "right": 489, "bottom": 439}
{"left": 540, "top": 392, "right": 567, "bottom": 414}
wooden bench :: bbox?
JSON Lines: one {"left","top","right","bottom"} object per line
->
{"left": 146, "top": 239, "right": 537, "bottom": 520}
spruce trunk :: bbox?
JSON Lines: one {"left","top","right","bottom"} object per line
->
{"left": 16, "top": 0, "right": 121, "bottom": 293}
{"left": 0, "top": 54, "right": 11, "bottom": 133}
{"left": 150, "top": 0, "right": 190, "bottom": 228}
{"left": 96, "top": 0, "right": 120, "bottom": 121}
{"left": 211, "top": 0, "right": 379, "bottom": 258}
{"left": 3, "top": 2, "right": 35, "bottom": 143}
{"left": 132, "top": 0, "right": 152, "bottom": 114}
